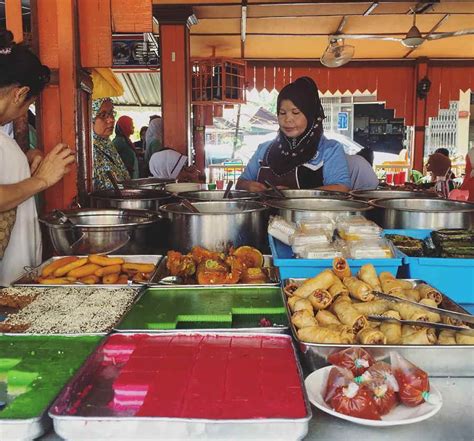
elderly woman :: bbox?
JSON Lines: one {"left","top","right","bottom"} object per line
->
{"left": 92, "top": 98, "right": 130, "bottom": 189}
{"left": 237, "top": 77, "right": 350, "bottom": 192}
{"left": 112, "top": 115, "right": 139, "bottom": 179}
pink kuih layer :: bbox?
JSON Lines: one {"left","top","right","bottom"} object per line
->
{"left": 107, "top": 334, "right": 306, "bottom": 419}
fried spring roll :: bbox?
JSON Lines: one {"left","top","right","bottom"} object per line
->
{"left": 418, "top": 298, "right": 441, "bottom": 323}
{"left": 289, "top": 297, "right": 313, "bottom": 314}
{"left": 326, "top": 324, "right": 356, "bottom": 344}
{"left": 291, "top": 310, "right": 318, "bottom": 329}
{"left": 358, "top": 264, "right": 381, "bottom": 291}
{"left": 315, "top": 310, "right": 341, "bottom": 326}
{"left": 308, "top": 289, "right": 333, "bottom": 310}
{"left": 455, "top": 332, "right": 474, "bottom": 345}
{"left": 379, "top": 310, "right": 402, "bottom": 344}
{"left": 343, "top": 276, "right": 374, "bottom": 302}
{"left": 392, "top": 302, "right": 430, "bottom": 322}
{"left": 293, "top": 270, "right": 336, "bottom": 299}
{"left": 332, "top": 297, "right": 368, "bottom": 334}
{"left": 401, "top": 327, "right": 437, "bottom": 345}
{"left": 297, "top": 326, "right": 353, "bottom": 344}
{"left": 438, "top": 330, "right": 457, "bottom": 345}
{"left": 403, "top": 289, "right": 421, "bottom": 302}
{"left": 352, "top": 300, "right": 391, "bottom": 316}
{"left": 357, "top": 327, "right": 387, "bottom": 345}
{"left": 332, "top": 257, "right": 351, "bottom": 280}
{"left": 441, "top": 316, "right": 464, "bottom": 327}
{"left": 283, "top": 283, "right": 299, "bottom": 297}
{"left": 416, "top": 283, "right": 443, "bottom": 305}
{"left": 328, "top": 278, "right": 349, "bottom": 298}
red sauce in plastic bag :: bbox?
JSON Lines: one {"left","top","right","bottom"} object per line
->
{"left": 330, "top": 383, "right": 381, "bottom": 420}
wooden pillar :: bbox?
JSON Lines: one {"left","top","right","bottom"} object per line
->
{"left": 192, "top": 105, "right": 205, "bottom": 171}
{"left": 5, "top": 0, "right": 23, "bottom": 42}
{"left": 412, "top": 59, "right": 429, "bottom": 172}
{"left": 153, "top": 5, "right": 194, "bottom": 156}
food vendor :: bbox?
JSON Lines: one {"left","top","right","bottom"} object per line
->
{"left": 236, "top": 76, "right": 350, "bottom": 192}
{"left": 0, "top": 30, "right": 74, "bottom": 286}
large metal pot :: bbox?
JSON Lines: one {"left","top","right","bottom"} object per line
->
{"left": 263, "top": 189, "right": 351, "bottom": 200}
{"left": 120, "top": 177, "right": 176, "bottom": 191}
{"left": 180, "top": 190, "right": 261, "bottom": 201}
{"left": 89, "top": 189, "right": 172, "bottom": 211}
{"left": 40, "top": 209, "right": 165, "bottom": 255}
{"left": 264, "top": 198, "right": 372, "bottom": 223}
{"left": 159, "top": 200, "right": 269, "bottom": 252}
{"left": 370, "top": 198, "right": 474, "bottom": 229}
{"left": 351, "top": 189, "right": 439, "bottom": 201}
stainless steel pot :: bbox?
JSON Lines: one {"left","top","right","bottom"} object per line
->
{"left": 263, "top": 198, "right": 372, "bottom": 223}
{"left": 180, "top": 190, "right": 261, "bottom": 201}
{"left": 89, "top": 189, "right": 172, "bottom": 211}
{"left": 120, "top": 177, "right": 176, "bottom": 191}
{"left": 351, "top": 189, "right": 439, "bottom": 201}
{"left": 39, "top": 209, "right": 165, "bottom": 255}
{"left": 159, "top": 200, "right": 270, "bottom": 252}
{"left": 370, "top": 198, "right": 474, "bottom": 229}
{"left": 262, "top": 189, "right": 351, "bottom": 200}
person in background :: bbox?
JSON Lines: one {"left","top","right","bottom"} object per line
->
{"left": 149, "top": 147, "right": 203, "bottom": 182}
{"left": 236, "top": 77, "right": 350, "bottom": 192}
{"left": 112, "top": 115, "right": 139, "bottom": 179}
{"left": 434, "top": 147, "right": 456, "bottom": 180}
{"left": 356, "top": 146, "right": 374, "bottom": 166}
{"left": 345, "top": 153, "right": 379, "bottom": 191}
{"left": 92, "top": 98, "right": 130, "bottom": 189}
{"left": 426, "top": 152, "right": 454, "bottom": 197}
{"left": 145, "top": 116, "right": 163, "bottom": 163}
{"left": 460, "top": 146, "right": 474, "bottom": 202}
{"left": 134, "top": 126, "right": 148, "bottom": 152}
{"left": 0, "top": 29, "right": 75, "bottom": 286}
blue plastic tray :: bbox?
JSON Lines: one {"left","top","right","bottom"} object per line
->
{"left": 384, "top": 229, "right": 474, "bottom": 304}
{"left": 268, "top": 234, "right": 403, "bottom": 280}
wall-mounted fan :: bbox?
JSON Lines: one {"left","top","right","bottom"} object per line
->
{"left": 320, "top": 38, "right": 355, "bottom": 67}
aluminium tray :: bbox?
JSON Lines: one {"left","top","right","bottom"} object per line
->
{"left": 49, "top": 332, "right": 312, "bottom": 441}
{"left": 151, "top": 254, "right": 280, "bottom": 287}
{"left": 283, "top": 278, "right": 474, "bottom": 377}
{"left": 115, "top": 286, "right": 289, "bottom": 334}
{"left": 11, "top": 255, "right": 164, "bottom": 288}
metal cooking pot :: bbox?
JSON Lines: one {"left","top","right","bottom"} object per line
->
{"left": 89, "top": 188, "right": 172, "bottom": 211}
{"left": 369, "top": 198, "right": 474, "bottom": 229}
{"left": 40, "top": 209, "right": 165, "bottom": 255}
{"left": 179, "top": 190, "right": 261, "bottom": 201}
{"left": 263, "top": 198, "right": 372, "bottom": 223}
{"left": 263, "top": 189, "right": 351, "bottom": 200}
{"left": 351, "top": 189, "right": 439, "bottom": 201}
{"left": 159, "top": 200, "right": 270, "bottom": 252}
{"left": 120, "top": 177, "right": 176, "bottom": 191}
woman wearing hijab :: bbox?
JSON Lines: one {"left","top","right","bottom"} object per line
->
{"left": 236, "top": 77, "right": 350, "bottom": 192}
{"left": 145, "top": 116, "right": 163, "bottom": 163}
{"left": 113, "top": 115, "right": 139, "bottom": 179}
{"left": 92, "top": 98, "right": 130, "bottom": 189}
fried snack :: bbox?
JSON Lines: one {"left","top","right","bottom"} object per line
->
{"left": 328, "top": 278, "right": 349, "bottom": 298}
{"left": 103, "top": 273, "right": 120, "bottom": 284}
{"left": 191, "top": 246, "right": 224, "bottom": 264}
{"left": 455, "top": 332, "right": 474, "bottom": 345}
{"left": 53, "top": 257, "right": 88, "bottom": 277}
{"left": 416, "top": 283, "right": 443, "bottom": 305}
{"left": 291, "top": 310, "right": 318, "bottom": 329}
{"left": 38, "top": 277, "right": 76, "bottom": 285}
{"left": 122, "top": 263, "right": 156, "bottom": 273}
{"left": 332, "top": 296, "right": 368, "bottom": 334}
{"left": 418, "top": 298, "right": 441, "bottom": 323}
{"left": 292, "top": 298, "right": 314, "bottom": 314}
{"left": 232, "top": 246, "right": 264, "bottom": 268}
{"left": 401, "top": 327, "right": 437, "bottom": 345}
{"left": 441, "top": 315, "right": 464, "bottom": 327}
{"left": 41, "top": 256, "right": 78, "bottom": 278}
{"left": 315, "top": 310, "right": 341, "bottom": 326}
{"left": 117, "top": 274, "right": 129, "bottom": 284}
{"left": 88, "top": 255, "right": 125, "bottom": 266}
{"left": 332, "top": 257, "right": 351, "bottom": 279}
{"left": 343, "top": 276, "right": 374, "bottom": 302}
{"left": 326, "top": 324, "right": 356, "bottom": 344}
{"left": 352, "top": 300, "right": 391, "bottom": 315}
{"left": 293, "top": 270, "right": 336, "bottom": 298}
{"left": 392, "top": 302, "right": 430, "bottom": 323}
{"left": 402, "top": 289, "right": 421, "bottom": 302}
{"left": 283, "top": 283, "right": 299, "bottom": 297}
{"left": 379, "top": 310, "right": 402, "bottom": 344}
{"left": 308, "top": 289, "right": 333, "bottom": 310}
{"left": 358, "top": 264, "right": 381, "bottom": 291}
{"left": 297, "top": 326, "right": 353, "bottom": 344}
{"left": 240, "top": 267, "right": 268, "bottom": 284}
{"left": 438, "top": 330, "right": 456, "bottom": 345}
{"left": 68, "top": 264, "right": 101, "bottom": 279}
{"left": 78, "top": 275, "right": 100, "bottom": 285}
{"left": 167, "top": 250, "right": 196, "bottom": 277}
{"left": 132, "top": 272, "right": 149, "bottom": 283}
{"left": 357, "top": 327, "right": 387, "bottom": 345}
{"left": 94, "top": 264, "right": 122, "bottom": 277}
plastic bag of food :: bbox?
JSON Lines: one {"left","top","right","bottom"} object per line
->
{"left": 294, "top": 243, "right": 342, "bottom": 259}
{"left": 267, "top": 216, "right": 297, "bottom": 245}
{"left": 297, "top": 215, "right": 335, "bottom": 234}
{"left": 324, "top": 366, "right": 354, "bottom": 402}
{"left": 327, "top": 347, "right": 375, "bottom": 376}
{"left": 355, "top": 361, "right": 399, "bottom": 392}
{"left": 363, "top": 378, "right": 399, "bottom": 415}
{"left": 329, "top": 382, "right": 381, "bottom": 420}
{"left": 337, "top": 217, "right": 383, "bottom": 241}
{"left": 390, "top": 352, "right": 436, "bottom": 407}
{"left": 289, "top": 229, "right": 331, "bottom": 247}
{"left": 346, "top": 238, "right": 394, "bottom": 259}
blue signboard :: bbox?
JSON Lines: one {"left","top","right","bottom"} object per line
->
{"left": 337, "top": 112, "right": 349, "bottom": 130}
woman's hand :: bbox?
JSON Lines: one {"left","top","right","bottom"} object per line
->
{"left": 32, "top": 143, "right": 75, "bottom": 188}
{"left": 236, "top": 179, "right": 268, "bottom": 192}
{"left": 26, "top": 149, "right": 44, "bottom": 174}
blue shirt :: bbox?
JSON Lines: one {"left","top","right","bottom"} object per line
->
{"left": 239, "top": 135, "right": 351, "bottom": 188}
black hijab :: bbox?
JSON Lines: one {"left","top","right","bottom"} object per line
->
{"left": 266, "top": 77, "right": 325, "bottom": 175}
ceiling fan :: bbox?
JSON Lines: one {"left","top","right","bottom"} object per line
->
{"left": 320, "top": 38, "right": 355, "bottom": 67}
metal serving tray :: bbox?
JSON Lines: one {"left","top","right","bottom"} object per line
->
{"left": 114, "top": 286, "right": 289, "bottom": 334}
{"left": 49, "top": 332, "right": 312, "bottom": 441}
{"left": 151, "top": 255, "right": 280, "bottom": 287}
{"left": 283, "top": 278, "right": 474, "bottom": 376}
{"left": 11, "top": 255, "right": 164, "bottom": 288}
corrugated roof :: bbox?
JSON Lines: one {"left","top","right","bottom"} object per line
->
{"left": 112, "top": 72, "right": 161, "bottom": 107}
